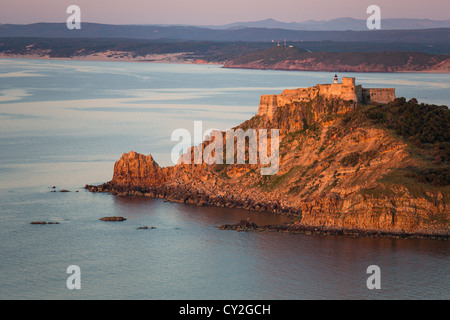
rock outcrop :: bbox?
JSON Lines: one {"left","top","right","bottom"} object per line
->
{"left": 217, "top": 218, "right": 259, "bottom": 231}
{"left": 112, "top": 151, "right": 171, "bottom": 187}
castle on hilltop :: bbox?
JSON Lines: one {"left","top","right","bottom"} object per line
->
{"left": 258, "top": 75, "right": 396, "bottom": 118}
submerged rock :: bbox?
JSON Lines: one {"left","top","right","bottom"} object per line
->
{"left": 137, "top": 226, "right": 156, "bottom": 230}
{"left": 30, "top": 221, "right": 60, "bottom": 225}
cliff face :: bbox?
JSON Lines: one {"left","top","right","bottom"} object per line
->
{"left": 89, "top": 95, "right": 450, "bottom": 236}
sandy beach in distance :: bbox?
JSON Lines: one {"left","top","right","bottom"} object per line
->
{"left": 1, "top": 51, "right": 448, "bottom": 73}
{"left": 0, "top": 51, "right": 222, "bottom": 65}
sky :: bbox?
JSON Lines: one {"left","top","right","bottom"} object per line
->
{"left": 1, "top": 0, "right": 449, "bottom": 25}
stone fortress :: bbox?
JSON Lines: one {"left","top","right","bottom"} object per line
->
{"left": 258, "top": 75, "right": 396, "bottom": 118}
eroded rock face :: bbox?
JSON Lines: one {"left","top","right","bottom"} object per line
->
{"left": 112, "top": 151, "right": 171, "bottom": 187}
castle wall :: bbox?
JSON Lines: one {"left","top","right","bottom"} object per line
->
{"left": 257, "top": 77, "right": 395, "bottom": 118}
{"left": 342, "top": 77, "right": 355, "bottom": 86}
{"left": 258, "top": 95, "right": 278, "bottom": 117}
{"left": 368, "top": 88, "right": 396, "bottom": 104}
{"left": 279, "top": 87, "right": 318, "bottom": 106}
{"left": 316, "top": 83, "right": 357, "bottom": 102}
{"left": 356, "top": 86, "right": 368, "bottom": 104}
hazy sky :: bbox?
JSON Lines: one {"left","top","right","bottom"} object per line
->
{"left": 1, "top": 0, "right": 449, "bottom": 25}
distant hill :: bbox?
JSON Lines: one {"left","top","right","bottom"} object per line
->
{"left": 0, "top": 22, "right": 449, "bottom": 43}
{"left": 214, "top": 18, "right": 450, "bottom": 31}
{"left": 224, "top": 46, "right": 450, "bottom": 73}
{"left": 1, "top": 38, "right": 449, "bottom": 61}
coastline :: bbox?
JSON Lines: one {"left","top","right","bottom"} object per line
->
{"left": 217, "top": 219, "right": 449, "bottom": 240}
{"left": 85, "top": 184, "right": 449, "bottom": 240}
{"left": 4, "top": 53, "right": 447, "bottom": 239}
{"left": 2, "top": 53, "right": 449, "bottom": 73}
{"left": 223, "top": 64, "right": 450, "bottom": 74}
{"left": 0, "top": 52, "right": 222, "bottom": 66}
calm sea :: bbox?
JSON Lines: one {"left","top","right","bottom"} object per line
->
{"left": 0, "top": 58, "right": 448, "bottom": 300}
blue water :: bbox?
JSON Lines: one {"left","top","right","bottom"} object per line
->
{"left": 0, "top": 58, "right": 449, "bottom": 299}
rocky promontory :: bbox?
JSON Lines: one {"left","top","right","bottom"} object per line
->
{"left": 86, "top": 87, "right": 449, "bottom": 238}
{"left": 224, "top": 46, "right": 450, "bottom": 73}
{"left": 216, "top": 219, "right": 449, "bottom": 240}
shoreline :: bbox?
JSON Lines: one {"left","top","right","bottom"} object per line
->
{"left": 2, "top": 53, "right": 449, "bottom": 74}
{"left": 217, "top": 220, "right": 449, "bottom": 240}
{"left": 223, "top": 64, "right": 450, "bottom": 74}
{"left": 85, "top": 184, "right": 449, "bottom": 240}
{"left": 0, "top": 52, "right": 223, "bottom": 66}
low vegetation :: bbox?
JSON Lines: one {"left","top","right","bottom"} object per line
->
{"left": 363, "top": 98, "right": 450, "bottom": 186}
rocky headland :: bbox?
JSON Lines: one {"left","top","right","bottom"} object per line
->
{"left": 86, "top": 80, "right": 449, "bottom": 239}
{"left": 224, "top": 46, "right": 450, "bottom": 73}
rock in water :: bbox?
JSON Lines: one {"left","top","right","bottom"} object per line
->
{"left": 99, "top": 216, "right": 127, "bottom": 221}
{"left": 30, "top": 221, "right": 60, "bottom": 225}
{"left": 217, "top": 218, "right": 259, "bottom": 231}
{"left": 238, "top": 218, "right": 259, "bottom": 229}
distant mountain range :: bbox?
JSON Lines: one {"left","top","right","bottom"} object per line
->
{"left": 210, "top": 18, "right": 450, "bottom": 31}
{"left": 1, "top": 22, "right": 449, "bottom": 43}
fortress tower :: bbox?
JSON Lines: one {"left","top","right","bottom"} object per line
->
{"left": 258, "top": 76, "right": 395, "bottom": 118}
